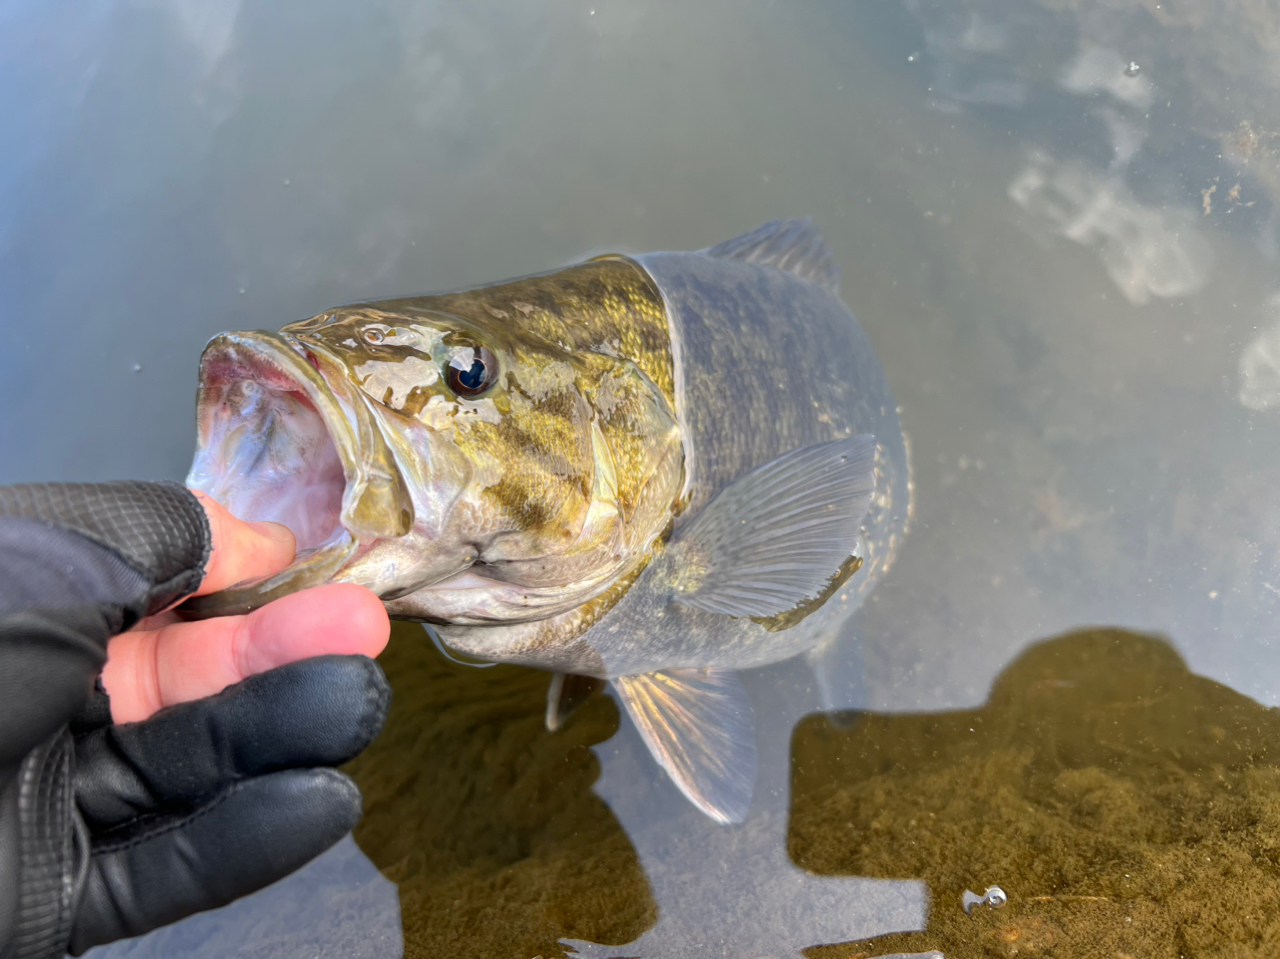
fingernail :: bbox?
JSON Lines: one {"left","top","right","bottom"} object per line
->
{"left": 249, "top": 520, "right": 297, "bottom": 552}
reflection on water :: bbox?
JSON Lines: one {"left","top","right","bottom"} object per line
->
{"left": 905, "top": 0, "right": 1280, "bottom": 226}
{"left": 793, "top": 629, "right": 1280, "bottom": 958}
{"left": 345, "top": 626, "right": 1280, "bottom": 958}
{"left": 1008, "top": 150, "right": 1211, "bottom": 305}
{"left": 1239, "top": 294, "right": 1280, "bottom": 411}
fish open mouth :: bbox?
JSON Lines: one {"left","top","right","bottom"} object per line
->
{"left": 190, "top": 333, "right": 350, "bottom": 551}
{"left": 181, "top": 330, "right": 412, "bottom": 618}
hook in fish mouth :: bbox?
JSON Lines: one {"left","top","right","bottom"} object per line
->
{"left": 179, "top": 330, "right": 413, "bottom": 619}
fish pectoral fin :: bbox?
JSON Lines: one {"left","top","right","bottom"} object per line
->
{"left": 545, "top": 672, "right": 607, "bottom": 732}
{"left": 702, "top": 218, "right": 840, "bottom": 293}
{"left": 669, "top": 435, "right": 877, "bottom": 619}
{"left": 613, "top": 668, "right": 757, "bottom": 824}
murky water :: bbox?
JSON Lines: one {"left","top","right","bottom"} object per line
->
{"left": 6, "top": 0, "right": 1280, "bottom": 956}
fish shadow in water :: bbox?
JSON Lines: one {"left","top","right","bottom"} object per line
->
{"left": 792, "top": 628, "right": 1280, "bottom": 959}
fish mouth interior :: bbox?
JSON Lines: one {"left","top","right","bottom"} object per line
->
{"left": 189, "top": 339, "right": 351, "bottom": 556}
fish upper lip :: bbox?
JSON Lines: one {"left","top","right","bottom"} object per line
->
{"left": 277, "top": 332, "right": 416, "bottom": 541}
{"left": 210, "top": 330, "right": 415, "bottom": 542}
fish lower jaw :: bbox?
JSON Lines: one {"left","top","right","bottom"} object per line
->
{"left": 383, "top": 566, "right": 616, "bottom": 625}
{"left": 178, "top": 525, "right": 360, "bottom": 619}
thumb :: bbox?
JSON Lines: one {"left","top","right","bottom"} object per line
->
{"left": 189, "top": 492, "right": 296, "bottom": 598}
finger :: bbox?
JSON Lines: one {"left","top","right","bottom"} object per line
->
{"left": 69, "top": 768, "right": 360, "bottom": 955}
{"left": 189, "top": 490, "right": 296, "bottom": 597}
{"left": 103, "top": 583, "right": 389, "bottom": 723}
{"left": 77, "top": 656, "right": 389, "bottom": 830}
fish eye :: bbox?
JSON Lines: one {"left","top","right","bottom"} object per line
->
{"left": 445, "top": 345, "right": 499, "bottom": 397}
{"left": 363, "top": 327, "right": 386, "bottom": 345}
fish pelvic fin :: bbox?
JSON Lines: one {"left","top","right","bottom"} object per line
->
{"left": 614, "top": 668, "right": 757, "bottom": 824}
{"left": 545, "top": 672, "right": 606, "bottom": 732}
{"left": 669, "top": 435, "right": 876, "bottom": 619}
{"left": 702, "top": 218, "right": 840, "bottom": 294}
{"left": 805, "top": 626, "right": 866, "bottom": 717}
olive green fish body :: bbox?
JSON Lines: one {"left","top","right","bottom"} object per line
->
{"left": 186, "top": 220, "right": 910, "bottom": 823}
{"left": 439, "top": 247, "right": 910, "bottom": 679}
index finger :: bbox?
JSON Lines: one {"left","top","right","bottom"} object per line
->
{"left": 189, "top": 491, "right": 296, "bottom": 597}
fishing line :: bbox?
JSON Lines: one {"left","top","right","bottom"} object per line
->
{"left": 422, "top": 623, "right": 497, "bottom": 668}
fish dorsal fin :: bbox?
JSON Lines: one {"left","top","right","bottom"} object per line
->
{"left": 613, "top": 668, "right": 757, "bottom": 824}
{"left": 545, "top": 672, "right": 606, "bottom": 732}
{"left": 702, "top": 218, "right": 840, "bottom": 293}
{"left": 669, "top": 435, "right": 876, "bottom": 619}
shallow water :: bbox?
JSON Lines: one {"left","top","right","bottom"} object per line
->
{"left": 6, "top": 0, "right": 1280, "bottom": 956}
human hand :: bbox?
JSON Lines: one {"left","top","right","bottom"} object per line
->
{"left": 0, "top": 481, "right": 391, "bottom": 958}
{"left": 103, "top": 490, "right": 389, "bottom": 722}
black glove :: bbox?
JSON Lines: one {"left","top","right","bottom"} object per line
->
{"left": 0, "top": 481, "right": 390, "bottom": 958}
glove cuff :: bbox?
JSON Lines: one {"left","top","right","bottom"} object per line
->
{"left": 13, "top": 730, "right": 89, "bottom": 959}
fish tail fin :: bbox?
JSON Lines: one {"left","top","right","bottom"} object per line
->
{"left": 703, "top": 218, "right": 840, "bottom": 294}
{"left": 613, "top": 668, "right": 757, "bottom": 824}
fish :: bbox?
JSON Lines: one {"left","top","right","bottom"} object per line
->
{"left": 183, "top": 219, "right": 911, "bottom": 823}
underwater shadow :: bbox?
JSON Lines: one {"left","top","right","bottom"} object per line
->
{"left": 790, "top": 628, "right": 1280, "bottom": 958}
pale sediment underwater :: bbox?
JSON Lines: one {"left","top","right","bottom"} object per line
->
{"left": 184, "top": 219, "right": 910, "bottom": 822}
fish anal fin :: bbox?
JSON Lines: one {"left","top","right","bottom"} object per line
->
{"left": 613, "top": 668, "right": 757, "bottom": 824}
{"left": 670, "top": 435, "right": 876, "bottom": 620}
{"left": 545, "top": 672, "right": 607, "bottom": 732}
{"left": 703, "top": 218, "right": 840, "bottom": 293}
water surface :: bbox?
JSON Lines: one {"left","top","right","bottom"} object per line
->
{"left": 5, "top": 0, "right": 1280, "bottom": 955}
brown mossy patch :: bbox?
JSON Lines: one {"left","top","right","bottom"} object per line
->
{"left": 345, "top": 623, "right": 655, "bottom": 959}
{"left": 792, "top": 629, "right": 1280, "bottom": 958}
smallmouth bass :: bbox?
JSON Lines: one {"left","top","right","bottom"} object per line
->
{"left": 184, "top": 219, "right": 911, "bottom": 823}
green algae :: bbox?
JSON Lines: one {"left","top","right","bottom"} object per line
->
{"left": 344, "top": 623, "right": 655, "bottom": 959}
{"left": 791, "top": 629, "right": 1280, "bottom": 958}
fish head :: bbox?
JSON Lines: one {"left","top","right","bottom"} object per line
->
{"left": 185, "top": 300, "right": 684, "bottom": 623}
